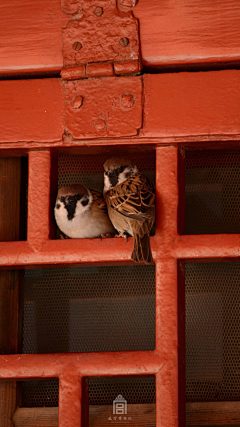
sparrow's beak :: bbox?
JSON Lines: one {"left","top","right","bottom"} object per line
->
{"left": 65, "top": 196, "right": 75, "bottom": 206}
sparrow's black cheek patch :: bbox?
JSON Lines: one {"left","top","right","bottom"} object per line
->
{"left": 125, "top": 171, "right": 132, "bottom": 179}
{"left": 81, "top": 197, "right": 89, "bottom": 207}
{"left": 65, "top": 204, "right": 76, "bottom": 221}
{"left": 109, "top": 174, "right": 118, "bottom": 187}
{"left": 56, "top": 203, "right": 61, "bottom": 209}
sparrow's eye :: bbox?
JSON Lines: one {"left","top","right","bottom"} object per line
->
{"left": 81, "top": 197, "right": 89, "bottom": 207}
{"left": 76, "top": 194, "right": 81, "bottom": 200}
{"left": 119, "top": 166, "right": 124, "bottom": 173}
{"left": 60, "top": 196, "right": 65, "bottom": 202}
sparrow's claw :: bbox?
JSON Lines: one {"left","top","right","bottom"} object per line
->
{"left": 100, "top": 232, "right": 112, "bottom": 240}
{"left": 60, "top": 233, "right": 69, "bottom": 239}
{"left": 115, "top": 231, "right": 128, "bottom": 242}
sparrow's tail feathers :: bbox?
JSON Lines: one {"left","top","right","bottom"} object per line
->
{"left": 132, "top": 233, "right": 153, "bottom": 264}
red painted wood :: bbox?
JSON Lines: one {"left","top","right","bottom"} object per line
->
{"left": 0, "top": 234, "right": 239, "bottom": 268}
{"left": 1, "top": 71, "right": 240, "bottom": 145}
{"left": 135, "top": 0, "right": 240, "bottom": 68}
{"left": 64, "top": 76, "right": 142, "bottom": 138}
{"left": 156, "top": 259, "right": 178, "bottom": 427}
{"left": 1, "top": 0, "right": 240, "bottom": 75}
{"left": 0, "top": 79, "right": 64, "bottom": 143}
{"left": 142, "top": 71, "right": 240, "bottom": 139}
{"left": 0, "top": 351, "right": 162, "bottom": 378}
{"left": 154, "top": 147, "right": 178, "bottom": 426}
{"left": 59, "top": 370, "right": 82, "bottom": 427}
{"left": 61, "top": 0, "right": 140, "bottom": 75}
{"left": 27, "top": 151, "right": 51, "bottom": 248}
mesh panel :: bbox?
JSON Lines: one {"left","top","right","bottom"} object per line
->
{"left": 183, "top": 149, "right": 240, "bottom": 234}
{"left": 58, "top": 151, "right": 155, "bottom": 191}
{"left": 88, "top": 376, "right": 155, "bottom": 405}
{"left": 185, "top": 261, "right": 240, "bottom": 402}
{"left": 22, "top": 265, "right": 155, "bottom": 353}
{"left": 21, "top": 380, "right": 59, "bottom": 407}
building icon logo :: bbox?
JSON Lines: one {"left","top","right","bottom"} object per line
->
{"left": 113, "top": 395, "right": 127, "bottom": 415}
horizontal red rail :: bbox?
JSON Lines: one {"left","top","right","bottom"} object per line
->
{"left": 1, "top": 72, "right": 240, "bottom": 144}
{"left": 0, "top": 236, "right": 239, "bottom": 268}
{"left": 0, "top": 351, "right": 163, "bottom": 378}
{"left": 1, "top": 0, "right": 240, "bottom": 75}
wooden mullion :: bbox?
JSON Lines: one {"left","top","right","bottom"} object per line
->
{"left": 27, "top": 150, "right": 51, "bottom": 248}
{"left": 0, "top": 158, "right": 22, "bottom": 427}
{"left": 178, "top": 260, "right": 186, "bottom": 427}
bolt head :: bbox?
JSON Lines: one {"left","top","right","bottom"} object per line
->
{"left": 94, "top": 6, "right": 103, "bottom": 16}
{"left": 72, "top": 41, "right": 82, "bottom": 51}
{"left": 95, "top": 118, "right": 106, "bottom": 130}
{"left": 119, "top": 37, "right": 129, "bottom": 47}
{"left": 70, "top": 95, "right": 84, "bottom": 109}
{"left": 121, "top": 94, "right": 135, "bottom": 108}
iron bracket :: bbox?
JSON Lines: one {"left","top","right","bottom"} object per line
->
{"left": 61, "top": 0, "right": 141, "bottom": 79}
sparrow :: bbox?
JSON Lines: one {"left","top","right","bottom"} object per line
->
{"left": 54, "top": 184, "right": 115, "bottom": 239}
{"left": 103, "top": 157, "right": 155, "bottom": 264}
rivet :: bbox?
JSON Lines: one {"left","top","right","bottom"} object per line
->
{"left": 119, "top": 37, "right": 129, "bottom": 47}
{"left": 94, "top": 6, "right": 103, "bottom": 16}
{"left": 72, "top": 41, "right": 82, "bottom": 51}
{"left": 70, "top": 95, "right": 84, "bottom": 109}
{"left": 121, "top": 94, "right": 135, "bottom": 108}
{"left": 95, "top": 118, "right": 106, "bottom": 130}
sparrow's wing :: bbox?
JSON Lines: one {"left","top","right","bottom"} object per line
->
{"left": 91, "top": 189, "right": 109, "bottom": 214}
{"left": 108, "top": 173, "right": 155, "bottom": 222}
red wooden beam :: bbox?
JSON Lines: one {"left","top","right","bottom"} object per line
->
{"left": 1, "top": 0, "right": 240, "bottom": 75}
{"left": 0, "top": 79, "right": 64, "bottom": 143}
{"left": 1, "top": 72, "right": 240, "bottom": 145}
{"left": 0, "top": 351, "right": 162, "bottom": 378}
{"left": 0, "top": 237, "right": 239, "bottom": 268}
{"left": 142, "top": 72, "right": 240, "bottom": 139}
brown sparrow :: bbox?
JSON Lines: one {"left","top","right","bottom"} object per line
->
{"left": 54, "top": 184, "right": 115, "bottom": 238}
{"left": 103, "top": 158, "right": 155, "bottom": 264}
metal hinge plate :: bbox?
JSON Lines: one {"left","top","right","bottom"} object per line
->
{"left": 63, "top": 76, "right": 142, "bottom": 138}
{"left": 61, "top": 0, "right": 141, "bottom": 79}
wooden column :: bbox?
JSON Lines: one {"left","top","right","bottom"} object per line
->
{"left": 0, "top": 158, "right": 22, "bottom": 426}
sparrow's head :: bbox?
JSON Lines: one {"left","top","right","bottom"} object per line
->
{"left": 55, "top": 184, "right": 92, "bottom": 221}
{"left": 103, "top": 157, "right": 138, "bottom": 192}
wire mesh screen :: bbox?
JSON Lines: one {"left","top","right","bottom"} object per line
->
{"left": 87, "top": 376, "right": 156, "bottom": 427}
{"left": 58, "top": 151, "right": 155, "bottom": 191}
{"left": 21, "top": 380, "right": 59, "bottom": 407}
{"left": 88, "top": 376, "right": 155, "bottom": 405}
{"left": 22, "top": 265, "right": 155, "bottom": 354}
{"left": 182, "top": 149, "right": 240, "bottom": 234}
{"left": 185, "top": 261, "right": 240, "bottom": 402}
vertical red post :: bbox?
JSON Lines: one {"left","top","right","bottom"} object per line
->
{"left": 59, "top": 369, "right": 82, "bottom": 427}
{"left": 155, "top": 147, "right": 178, "bottom": 426}
{"left": 27, "top": 150, "right": 51, "bottom": 249}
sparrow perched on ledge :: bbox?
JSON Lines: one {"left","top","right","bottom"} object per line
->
{"left": 54, "top": 184, "right": 115, "bottom": 239}
{"left": 103, "top": 158, "right": 155, "bottom": 264}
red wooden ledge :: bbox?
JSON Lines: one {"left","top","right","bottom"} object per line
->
{"left": 1, "top": 71, "right": 240, "bottom": 145}
{"left": 1, "top": 0, "right": 240, "bottom": 75}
